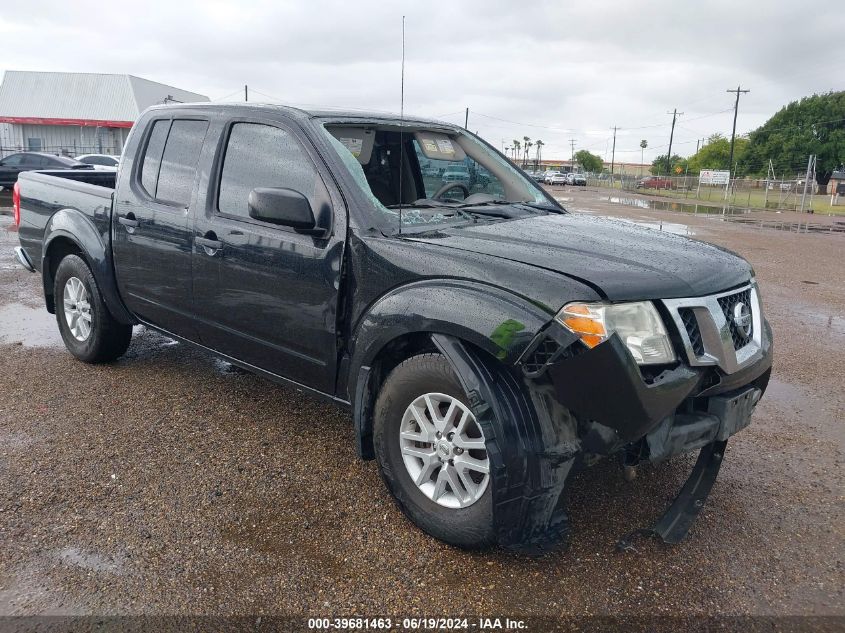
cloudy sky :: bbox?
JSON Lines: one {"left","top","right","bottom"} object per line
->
{"left": 0, "top": 0, "right": 838, "bottom": 162}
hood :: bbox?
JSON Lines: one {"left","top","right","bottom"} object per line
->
{"left": 407, "top": 213, "right": 752, "bottom": 300}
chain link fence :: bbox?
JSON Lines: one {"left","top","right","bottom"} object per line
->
{"left": 1, "top": 144, "right": 121, "bottom": 159}
{"left": 584, "top": 173, "right": 834, "bottom": 212}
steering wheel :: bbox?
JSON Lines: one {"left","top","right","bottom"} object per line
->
{"left": 432, "top": 182, "right": 470, "bottom": 200}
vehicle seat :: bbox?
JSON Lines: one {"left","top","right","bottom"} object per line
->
{"left": 369, "top": 178, "right": 397, "bottom": 207}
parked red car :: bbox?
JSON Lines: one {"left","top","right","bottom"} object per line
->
{"left": 636, "top": 176, "right": 673, "bottom": 190}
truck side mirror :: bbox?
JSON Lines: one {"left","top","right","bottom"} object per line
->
{"left": 248, "top": 187, "right": 327, "bottom": 236}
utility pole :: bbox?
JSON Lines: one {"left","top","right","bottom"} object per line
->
{"left": 610, "top": 126, "right": 617, "bottom": 178}
{"left": 726, "top": 85, "right": 749, "bottom": 178}
{"left": 666, "top": 109, "right": 682, "bottom": 177}
{"left": 464, "top": 107, "right": 469, "bottom": 130}
{"left": 244, "top": 85, "right": 248, "bottom": 102}
{"left": 800, "top": 154, "right": 816, "bottom": 213}
{"left": 569, "top": 138, "right": 577, "bottom": 168}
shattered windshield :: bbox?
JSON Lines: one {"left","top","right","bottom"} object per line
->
{"left": 319, "top": 122, "right": 555, "bottom": 231}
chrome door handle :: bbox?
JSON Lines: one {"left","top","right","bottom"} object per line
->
{"left": 196, "top": 234, "right": 223, "bottom": 256}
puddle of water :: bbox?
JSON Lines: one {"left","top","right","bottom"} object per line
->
{"left": 600, "top": 196, "right": 741, "bottom": 215}
{"left": 55, "top": 547, "right": 122, "bottom": 574}
{"left": 599, "top": 196, "right": 845, "bottom": 234}
{"left": 0, "top": 303, "right": 63, "bottom": 348}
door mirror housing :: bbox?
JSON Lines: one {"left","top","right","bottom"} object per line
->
{"left": 248, "top": 187, "right": 328, "bottom": 236}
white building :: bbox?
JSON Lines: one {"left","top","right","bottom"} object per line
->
{"left": 0, "top": 71, "right": 208, "bottom": 158}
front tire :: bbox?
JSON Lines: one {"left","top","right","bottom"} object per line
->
{"left": 54, "top": 254, "right": 132, "bottom": 363}
{"left": 374, "top": 354, "right": 495, "bottom": 548}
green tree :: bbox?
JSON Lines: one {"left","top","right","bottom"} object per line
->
{"left": 743, "top": 91, "right": 845, "bottom": 185}
{"left": 650, "top": 154, "right": 687, "bottom": 176}
{"left": 573, "top": 149, "right": 603, "bottom": 173}
{"left": 687, "top": 134, "right": 749, "bottom": 175}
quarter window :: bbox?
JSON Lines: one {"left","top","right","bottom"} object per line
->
{"left": 218, "top": 123, "right": 324, "bottom": 220}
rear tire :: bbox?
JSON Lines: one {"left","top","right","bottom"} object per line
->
{"left": 54, "top": 254, "right": 132, "bottom": 363}
{"left": 374, "top": 353, "right": 495, "bottom": 549}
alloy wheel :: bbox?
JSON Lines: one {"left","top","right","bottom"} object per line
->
{"left": 63, "top": 276, "right": 92, "bottom": 341}
{"left": 399, "top": 392, "right": 490, "bottom": 509}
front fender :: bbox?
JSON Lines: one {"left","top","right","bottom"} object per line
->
{"left": 344, "top": 279, "right": 554, "bottom": 461}
{"left": 346, "top": 278, "right": 553, "bottom": 399}
{"left": 42, "top": 209, "right": 134, "bottom": 324}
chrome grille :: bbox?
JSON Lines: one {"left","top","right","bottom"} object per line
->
{"left": 717, "top": 288, "right": 753, "bottom": 350}
{"left": 678, "top": 308, "right": 704, "bottom": 356}
{"left": 662, "top": 282, "right": 763, "bottom": 374}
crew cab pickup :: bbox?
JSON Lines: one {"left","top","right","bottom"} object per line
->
{"left": 14, "top": 103, "right": 772, "bottom": 551}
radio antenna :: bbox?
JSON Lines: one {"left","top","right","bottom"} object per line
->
{"left": 398, "top": 15, "right": 405, "bottom": 235}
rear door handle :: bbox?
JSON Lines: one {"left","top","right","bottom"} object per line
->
{"left": 118, "top": 214, "right": 139, "bottom": 230}
{"left": 196, "top": 234, "right": 223, "bottom": 256}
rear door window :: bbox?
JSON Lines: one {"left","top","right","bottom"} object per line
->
{"left": 139, "top": 120, "right": 170, "bottom": 196}
{"left": 138, "top": 118, "right": 208, "bottom": 206}
{"left": 156, "top": 120, "right": 209, "bottom": 206}
{"left": 21, "top": 154, "right": 43, "bottom": 167}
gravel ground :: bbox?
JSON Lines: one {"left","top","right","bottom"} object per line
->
{"left": 0, "top": 188, "right": 842, "bottom": 620}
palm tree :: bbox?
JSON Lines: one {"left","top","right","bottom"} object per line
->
{"left": 523, "top": 136, "right": 531, "bottom": 167}
{"left": 535, "top": 139, "right": 544, "bottom": 170}
{"left": 639, "top": 140, "right": 648, "bottom": 178}
{"left": 524, "top": 141, "right": 533, "bottom": 168}
{"left": 512, "top": 139, "right": 521, "bottom": 161}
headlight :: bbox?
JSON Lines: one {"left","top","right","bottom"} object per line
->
{"left": 555, "top": 301, "right": 676, "bottom": 365}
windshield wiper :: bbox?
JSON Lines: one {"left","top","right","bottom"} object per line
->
{"left": 518, "top": 202, "right": 565, "bottom": 213}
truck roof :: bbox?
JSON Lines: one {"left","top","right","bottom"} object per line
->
{"left": 144, "top": 101, "right": 453, "bottom": 128}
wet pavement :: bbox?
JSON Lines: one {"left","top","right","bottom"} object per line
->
{"left": 0, "top": 190, "right": 842, "bottom": 619}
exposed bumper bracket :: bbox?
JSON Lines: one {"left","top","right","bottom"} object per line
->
{"left": 14, "top": 246, "right": 36, "bottom": 273}
{"left": 616, "top": 439, "right": 728, "bottom": 551}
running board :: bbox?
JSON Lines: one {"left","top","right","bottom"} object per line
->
{"left": 616, "top": 439, "right": 728, "bottom": 551}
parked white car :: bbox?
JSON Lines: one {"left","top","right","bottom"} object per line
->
{"left": 75, "top": 154, "right": 120, "bottom": 171}
{"left": 545, "top": 172, "right": 567, "bottom": 185}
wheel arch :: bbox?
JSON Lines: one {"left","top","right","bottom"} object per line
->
{"left": 346, "top": 279, "right": 552, "bottom": 460}
{"left": 41, "top": 210, "right": 134, "bottom": 324}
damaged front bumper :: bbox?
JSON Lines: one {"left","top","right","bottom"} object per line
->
{"left": 430, "top": 311, "right": 772, "bottom": 551}
{"left": 529, "top": 317, "right": 773, "bottom": 463}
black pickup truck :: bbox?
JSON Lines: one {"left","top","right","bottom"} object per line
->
{"left": 13, "top": 103, "right": 772, "bottom": 551}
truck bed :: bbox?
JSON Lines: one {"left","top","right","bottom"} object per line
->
{"left": 17, "top": 169, "right": 117, "bottom": 272}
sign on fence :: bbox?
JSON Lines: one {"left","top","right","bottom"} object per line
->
{"left": 699, "top": 169, "right": 730, "bottom": 185}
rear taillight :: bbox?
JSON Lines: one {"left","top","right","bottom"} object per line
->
{"left": 12, "top": 181, "right": 21, "bottom": 227}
